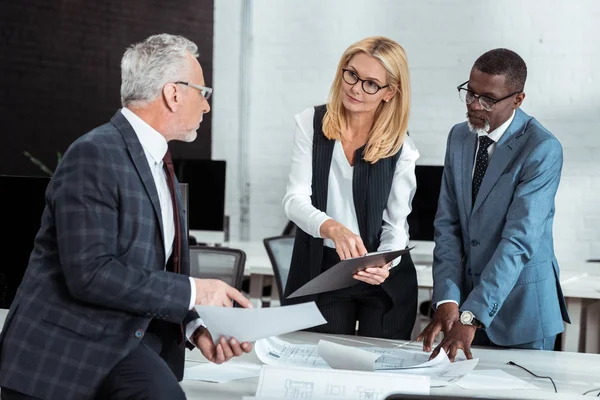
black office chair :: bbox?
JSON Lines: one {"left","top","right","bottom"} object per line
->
{"left": 188, "top": 245, "right": 246, "bottom": 291}
{"left": 263, "top": 235, "right": 295, "bottom": 300}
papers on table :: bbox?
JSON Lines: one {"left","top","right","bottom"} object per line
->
{"left": 456, "top": 369, "right": 539, "bottom": 390}
{"left": 287, "top": 248, "right": 413, "bottom": 299}
{"left": 254, "top": 337, "right": 478, "bottom": 387}
{"left": 255, "top": 336, "right": 330, "bottom": 368}
{"left": 318, "top": 340, "right": 448, "bottom": 371}
{"left": 194, "top": 302, "right": 326, "bottom": 344}
{"left": 255, "top": 365, "right": 430, "bottom": 399}
{"left": 183, "top": 362, "right": 261, "bottom": 383}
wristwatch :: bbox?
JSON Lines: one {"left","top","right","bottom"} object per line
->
{"left": 459, "top": 311, "right": 482, "bottom": 328}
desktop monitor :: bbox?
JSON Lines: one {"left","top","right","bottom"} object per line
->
{"left": 0, "top": 175, "right": 50, "bottom": 308}
{"left": 172, "top": 159, "right": 226, "bottom": 232}
{"left": 407, "top": 165, "right": 444, "bottom": 241}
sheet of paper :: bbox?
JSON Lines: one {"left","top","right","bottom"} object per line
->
{"left": 317, "top": 339, "right": 448, "bottom": 371}
{"left": 183, "top": 362, "right": 261, "bottom": 383}
{"left": 255, "top": 336, "right": 330, "bottom": 368}
{"left": 456, "top": 369, "right": 540, "bottom": 390}
{"left": 388, "top": 357, "right": 479, "bottom": 387}
{"left": 255, "top": 365, "right": 430, "bottom": 399}
{"left": 195, "top": 302, "right": 326, "bottom": 344}
{"left": 318, "top": 340, "right": 380, "bottom": 371}
{"left": 287, "top": 248, "right": 413, "bottom": 299}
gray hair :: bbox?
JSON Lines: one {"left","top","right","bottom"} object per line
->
{"left": 120, "top": 34, "right": 199, "bottom": 107}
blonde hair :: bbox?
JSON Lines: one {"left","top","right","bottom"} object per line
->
{"left": 322, "top": 36, "right": 410, "bottom": 163}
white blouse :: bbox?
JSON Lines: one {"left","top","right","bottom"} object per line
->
{"left": 282, "top": 107, "right": 419, "bottom": 265}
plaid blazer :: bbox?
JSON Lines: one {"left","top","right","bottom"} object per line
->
{"left": 0, "top": 111, "right": 198, "bottom": 399}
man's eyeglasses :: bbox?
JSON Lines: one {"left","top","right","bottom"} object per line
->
{"left": 175, "top": 81, "right": 213, "bottom": 100}
{"left": 342, "top": 69, "right": 389, "bottom": 95}
{"left": 457, "top": 81, "right": 520, "bottom": 111}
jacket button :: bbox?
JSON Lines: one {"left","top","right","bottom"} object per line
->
{"left": 134, "top": 329, "right": 144, "bottom": 339}
{"left": 470, "top": 240, "right": 479, "bottom": 246}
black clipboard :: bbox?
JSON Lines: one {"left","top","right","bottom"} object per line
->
{"left": 286, "top": 247, "right": 413, "bottom": 299}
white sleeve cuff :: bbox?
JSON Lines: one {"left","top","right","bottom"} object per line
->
{"left": 436, "top": 299, "right": 459, "bottom": 308}
{"left": 188, "top": 277, "right": 196, "bottom": 310}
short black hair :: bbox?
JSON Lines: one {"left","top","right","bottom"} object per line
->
{"left": 473, "top": 48, "right": 527, "bottom": 92}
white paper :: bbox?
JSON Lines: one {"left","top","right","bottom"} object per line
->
{"left": 318, "top": 340, "right": 380, "bottom": 371}
{"left": 183, "top": 362, "right": 261, "bottom": 383}
{"left": 255, "top": 336, "right": 330, "bottom": 368}
{"left": 255, "top": 365, "right": 430, "bottom": 399}
{"left": 194, "top": 302, "right": 326, "bottom": 343}
{"left": 388, "top": 357, "right": 479, "bottom": 387}
{"left": 456, "top": 369, "right": 539, "bottom": 390}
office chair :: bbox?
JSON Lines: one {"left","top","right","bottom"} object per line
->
{"left": 188, "top": 245, "right": 246, "bottom": 291}
{"left": 263, "top": 235, "right": 295, "bottom": 300}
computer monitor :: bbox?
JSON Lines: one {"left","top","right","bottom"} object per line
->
{"left": 0, "top": 175, "right": 50, "bottom": 308}
{"left": 407, "top": 165, "right": 444, "bottom": 241}
{"left": 172, "top": 159, "right": 226, "bottom": 242}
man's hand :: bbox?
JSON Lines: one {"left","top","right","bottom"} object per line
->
{"left": 320, "top": 219, "right": 368, "bottom": 260}
{"left": 429, "top": 323, "right": 477, "bottom": 362}
{"left": 416, "top": 302, "right": 460, "bottom": 352}
{"left": 194, "top": 327, "right": 252, "bottom": 364}
{"left": 193, "top": 278, "right": 253, "bottom": 308}
{"left": 353, "top": 262, "right": 391, "bottom": 285}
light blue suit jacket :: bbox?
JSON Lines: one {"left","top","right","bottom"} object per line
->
{"left": 432, "top": 108, "right": 570, "bottom": 346}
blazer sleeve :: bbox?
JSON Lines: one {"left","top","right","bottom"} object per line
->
{"left": 431, "top": 127, "right": 466, "bottom": 306}
{"left": 53, "top": 139, "right": 191, "bottom": 325}
{"left": 461, "top": 138, "right": 563, "bottom": 327}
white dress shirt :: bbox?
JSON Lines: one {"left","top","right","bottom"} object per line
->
{"left": 282, "top": 107, "right": 419, "bottom": 266}
{"left": 121, "top": 108, "right": 203, "bottom": 342}
{"left": 437, "top": 110, "right": 515, "bottom": 309}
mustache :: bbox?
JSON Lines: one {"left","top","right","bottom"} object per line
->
{"left": 465, "top": 112, "right": 489, "bottom": 122}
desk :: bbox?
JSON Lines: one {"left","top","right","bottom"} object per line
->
{"left": 181, "top": 331, "right": 600, "bottom": 399}
{"left": 191, "top": 237, "right": 600, "bottom": 353}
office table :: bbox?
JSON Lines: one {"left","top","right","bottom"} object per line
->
{"left": 181, "top": 331, "right": 600, "bottom": 399}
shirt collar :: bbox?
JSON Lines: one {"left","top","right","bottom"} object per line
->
{"left": 478, "top": 109, "right": 516, "bottom": 143}
{"left": 120, "top": 107, "right": 168, "bottom": 165}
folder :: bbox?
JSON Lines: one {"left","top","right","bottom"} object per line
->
{"left": 286, "top": 247, "right": 413, "bottom": 299}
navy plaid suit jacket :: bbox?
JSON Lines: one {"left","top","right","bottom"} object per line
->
{"left": 0, "top": 110, "right": 199, "bottom": 399}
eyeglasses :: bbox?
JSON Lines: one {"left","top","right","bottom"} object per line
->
{"left": 342, "top": 69, "right": 389, "bottom": 95}
{"left": 457, "top": 81, "right": 520, "bottom": 111}
{"left": 175, "top": 81, "right": 213, "bottom": 100}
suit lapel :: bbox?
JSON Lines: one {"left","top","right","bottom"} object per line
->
{"left": 111, "top": 111, "right": 166, "bottom": 253}
{"left": 462, "top": 132, "right": 477, "bottom": 217}
{"left": 471, "top": 109, "right": 528, "bottom": 215}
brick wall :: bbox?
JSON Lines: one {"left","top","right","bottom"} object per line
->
{"left": 214, "top": 0, "right": 600, "bottom": 263}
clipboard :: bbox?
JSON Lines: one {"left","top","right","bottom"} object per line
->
{"left": 286, "top": 247, "right": 413, "bottom": 299}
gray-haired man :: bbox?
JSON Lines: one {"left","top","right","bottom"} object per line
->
{"left": 0, "top": 34, "right": 252, "bottom": 400}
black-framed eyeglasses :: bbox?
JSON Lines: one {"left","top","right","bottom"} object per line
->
{"left": 342, "top": 69, "right": 389, "bottom": 95}
{"left": 175, "top": 81, "right": 213, "bottom": 100}
{"left": 457, "top": 81, "right": 520, "bottom": 111}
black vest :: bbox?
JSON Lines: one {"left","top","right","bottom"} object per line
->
{"left": 283, "top": 105, "right": 416, "bottom": 305}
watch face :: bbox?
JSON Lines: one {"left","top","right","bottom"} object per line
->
{"left": 460, "top": 311, "right": 473, "bottom": 325}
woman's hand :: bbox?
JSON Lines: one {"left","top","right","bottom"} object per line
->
{"left": 320, "top": 219, "right": 367, "bottom": 260}
{"left": 353, "top": 262, "right": 391, "bottom": 285}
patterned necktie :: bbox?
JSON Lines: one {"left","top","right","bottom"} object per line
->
{"left": 162, "top": 150, "right": 181, "bottom": 274}
{"left": 472, "top": 135, "right": 495, "bottom": 205}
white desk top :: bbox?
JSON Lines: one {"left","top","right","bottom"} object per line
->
{"left": 181, "top": 331, "right": 600, "bottom": 399}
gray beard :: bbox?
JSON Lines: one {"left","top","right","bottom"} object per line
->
{"left": 466, "top": 113, "right": 491, "bottom": 135}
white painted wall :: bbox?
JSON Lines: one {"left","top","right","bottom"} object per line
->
{"left": 212, "top": 0, "right": 600, "bottom": 263}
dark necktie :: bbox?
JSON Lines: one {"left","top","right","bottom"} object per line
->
{"left": 472, "top": 135, "right": 495, "bottom": 205}
{"left": 162, "top": 150, "right": 181, "bottom": 274}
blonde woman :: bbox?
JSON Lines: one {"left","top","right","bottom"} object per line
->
{"left": 282, "top": 37, "right": 419, "bottom": 339}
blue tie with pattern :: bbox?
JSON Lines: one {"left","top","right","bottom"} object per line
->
{"left": 472, "top": 135, "right": 495, "bottom": 205}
